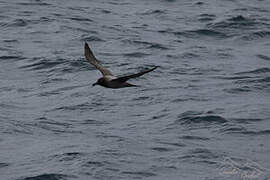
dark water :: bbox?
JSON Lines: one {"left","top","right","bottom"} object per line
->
{"left": 1, "top": 0, "right": 270, "bottom": 180}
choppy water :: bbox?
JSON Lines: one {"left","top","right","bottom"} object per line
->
{"left": 1, "top": 0, "right": 270, "bottom": 180}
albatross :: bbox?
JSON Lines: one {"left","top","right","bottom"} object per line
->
{"left": 84, "top": 42, "right": 157, "bottom": 88}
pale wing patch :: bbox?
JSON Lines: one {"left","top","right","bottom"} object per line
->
{"left": 84, "top": 43, "right": 113, "bottom": 76}
{"left": 104, "top": 75, "right": 117, "bottom": 81}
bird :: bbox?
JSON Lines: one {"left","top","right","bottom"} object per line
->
{"left": 84, "top": 42, "right": 158, "bottom": 89}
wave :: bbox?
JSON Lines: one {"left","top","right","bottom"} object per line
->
{"left": 147, "top": 43, "right": 169, "bottom": 50}
{"left": 222, "top": 127, "right": 270, "bottom": 136}
{"left": 236, "top": 77, "right": 270, "bottom": 84}
{"left": 84, "top": 160, "right": 106, "bottom": 167}
{"left": 219, "top": 67, "right": 270, "bottom": 93}
{"left": 68, "top": 17, "right": 93, "bottom": 22}
{"left": 151, "top": 113, "right": 169, "bottom": 120}
{"left": 20, "top": 173, "right": 73, "bottom": 180}
{"left": 140, "top": 9, "right": 166, "bottom": 15}
{"left": 122, "top": 39, "right": 169, "bottom": 50}
{"left": 189, "top": 148, "right": 219, "bottom": 159}
{"left": 150, "top": 147, "right": 173, "bottom": 152}
{"left": 27, "top": 117, "right": 82, "bottom": 134}
{"left": 179, "top": 148, "right": 219, "bottom": 164}
{"left": 205, "top": 15, "right": 266, "bottom": 39}
{"left": 123, "top": 52, "right": 151, "bottom": 57}
{"left": 257, "top": 54, "right": 270, "bottom": 61}
{"left": 181, "top": 52, "right": 200, "bottom": 59}
{"left": 191, "top": 29, "right": 225, "bottom": 36}
{"left": 81, "top": 119, "right": 107, "bottom": 126}
{"left": 52, "top": 102, "right": 93, "bottom": 111}
{"left": 208, "top": 15, "right": 258, "bottom": 29}
{"left": 0, "top": 163, "right": 9, "bottom": 168}
{"left": 20, "top": 58, "right": 64, "bottom": 71}
{"left": 176, "top": 111, "right": 227, "bottom": 125}
{"left": 3, "top": 39, "right": 19, "bottom": 43}
{"left": 174, "top": 29, "right": 227, "bottom": 39}
{"left": 16, "top": 2, "right": 51, "bottom": 6}
{"left": 194, "top": 2, "right": 204, "bottom": 5}
{"left": 198, "top": 14, "right": 216, "bottom": 22}
{"left": 81, "top": 35, "right": 105, "bottom": 42}
{"left": 180, "top": 115, "right": 227, "bottom": 124}
{"left": 225, "top": 78, "right": 270, "bottom": 93}
{"left": 1, "top": 18, "right": 52, "bottom": 28}
{"left": 179, "top": 135, "right": 210, "bottom": 141}
{"left": 239, "top": 30, "right": 270, "bottom": 41}
{"left": 121, "top": 171, "right": 157, "bottom": 178}
{"left": 51, "top": 152, "right": 84, "bottom": 162}
{"left": 3, "top": 19, "right": 27, "bottom": 27}
{"left": 224, "top": 87, "right": 251, "bottom": 93}
{"left": 240, "top": 130, "right": 270, "bottom": 135}
{"left": 215, "top": 75, "right": 253, "bottom": 80}
{"left": 235, "top": 67, "right": 270, "bottom": 75}
{"left": 0, "top": 55, "right": 24, "bottom": 60}
{"left": 158, "top": 141, "right": 186, "bottom": 147}
{"left": 220, "top": 126, "right": 247, "bottom": 134}
{"left": 232, "top": 118, "right": 264, "bottom": 124}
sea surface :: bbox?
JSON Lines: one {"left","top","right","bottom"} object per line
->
{"left": 1, "top": 0, "right": 270, "bottom": 180}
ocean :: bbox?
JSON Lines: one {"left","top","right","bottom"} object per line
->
{"left": 0, "top": 0, "right": 270, "bottom": 179}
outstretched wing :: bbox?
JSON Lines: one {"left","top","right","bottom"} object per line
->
{"left": 112, "top": 66, "right": 158, "bottom": 83}
{"left": 84, "top": 42, "right": 113, "bottom": 76}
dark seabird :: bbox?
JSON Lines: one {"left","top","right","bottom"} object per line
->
{"left": 84, "top": 42, "right": 157, "bottom": 88}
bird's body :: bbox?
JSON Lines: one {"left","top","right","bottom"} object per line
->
{"left": 84, "top": 42, "right": 157, "bottom": 88}
{"left": 95, "top": 75, "right": 137, "bottom": 88}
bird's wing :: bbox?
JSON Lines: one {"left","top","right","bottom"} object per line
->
{"left": 112, "top": 66, "right": 158, "bottom": 83}
{"left": 84, "top": 42, "right": 113, "bottom": 76}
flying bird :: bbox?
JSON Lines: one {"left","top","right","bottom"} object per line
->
{"left": 84, "top": 42, "right": 157, "bottom": 88}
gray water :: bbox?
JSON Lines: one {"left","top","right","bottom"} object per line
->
{"left": 1, "top": 0, "right": 270, "bottom": 180}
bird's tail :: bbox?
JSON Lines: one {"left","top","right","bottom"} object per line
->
{"left": 125, "top": 82, "right": 139, "bottom": 87}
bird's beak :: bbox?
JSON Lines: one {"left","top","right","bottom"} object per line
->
{"left": 92, "top": 82, "right": 98, "bottom": 86}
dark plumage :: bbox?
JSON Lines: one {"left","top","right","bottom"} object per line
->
{"left": 84, "top": 42, "right": 157, "bottom": 89}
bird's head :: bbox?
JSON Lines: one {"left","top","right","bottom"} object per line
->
{"left": 92, "top": 77, "right": 105, "bottom": 87}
